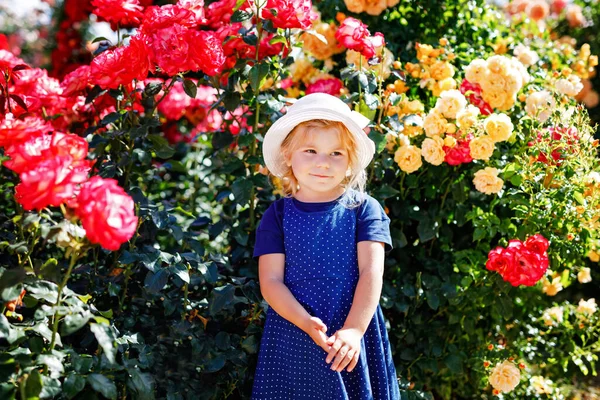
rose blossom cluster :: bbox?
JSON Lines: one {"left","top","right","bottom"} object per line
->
{"left": 527, "top": 126, "right": 579, "bottom": 165}
{"left": 486, "top": 234, "right": 550, "bottom": 287}
{"left": 403, "top": 42, "right": 458, "bottom": 97}
{"left": 463, "top": 55, "right": 529, "bottom": 111}
{"left": 0, "top": 54, "right": 138, "bottom": 251}
{"left": 506, "top": 0, "right": 587, "bottom": 28}
{"left": 89, "top": 1, "right": 226, "bottom": 89}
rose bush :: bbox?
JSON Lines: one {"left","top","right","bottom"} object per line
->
{"left": 0, "top": 0, "right": 599, "bottom": 399}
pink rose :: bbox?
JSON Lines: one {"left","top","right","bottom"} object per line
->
{"left": 335, "top": 17, "right": 384, "bottom": 59}
{"left": 262, "top": 0, "right": 317, "bottom": 30}
{"left": 306, "top": 78, "right": 344, "bottom": 96}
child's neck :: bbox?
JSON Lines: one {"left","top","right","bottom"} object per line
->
{"left": 293, "top": 187, "right": 346, "bottom": 203}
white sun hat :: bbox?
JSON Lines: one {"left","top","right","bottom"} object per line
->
{"left": 262, "top": 93, "right": 376, "bottom": 177}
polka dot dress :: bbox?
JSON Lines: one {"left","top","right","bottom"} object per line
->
{"left": 252, "top": 197, "right": 401, "bottom": 399}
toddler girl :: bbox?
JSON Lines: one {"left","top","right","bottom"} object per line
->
{"left": 252, "top": 93, "right": 400, "bottom": 399}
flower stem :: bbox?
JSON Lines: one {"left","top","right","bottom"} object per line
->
{"left": 49, "top": 250, "right": 80, "bottom": 352}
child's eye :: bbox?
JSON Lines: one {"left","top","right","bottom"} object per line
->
{"left": 331, "top": 151, "right": 344, "bottom": 156}
{"left": 304, "top": 149, "right": 316, "bottom": 154}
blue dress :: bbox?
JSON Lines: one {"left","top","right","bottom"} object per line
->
{"left": 252, "top": 194, "right": 401, "bottom": 399}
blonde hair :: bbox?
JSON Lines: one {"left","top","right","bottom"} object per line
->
{"left": 275, "top": 119, "right": 367, "bottom": 205}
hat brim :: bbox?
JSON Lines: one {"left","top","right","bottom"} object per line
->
{"left": 263, "top": 107, "right": 375, "bottom": 177}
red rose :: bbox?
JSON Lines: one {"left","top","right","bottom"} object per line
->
{"left": 91, "top": 0, "right": 145, "bottom": 30}
{"left": 177, "top": 0, "right": 206, "bottom": 25}
{"left": 15, "top": 156, "right": 91, "bottom": 211}
{"left": 61, "top": 65, "right": 91, "bottom": 97}
{"left": 306, "top": 78, "right": 344, "bottom": 96}
{"left": 139, "top": 4, "right": 197, "bottom": 34}
{"left": 0, "top": 114, "right": 53, "bottom": 148}
{"left": 443, "top": 135, "right": 473, "bottom": 166}
{"left": 187, "top": 30, "right": 225, "bottom": 76}
{"left": 335, "top": 18, "right": 385, "bottom": 59}
{"left": 524, "top": 233, "right": 550, "bottom": 256}
{"left": 89, "top": 36, "right": 150, "bottom": 89}
{"left": 460, "top": 79, "right": 492, "bottom": 115}
{"left": 205, "top": 0, "right": 241, "bottom": 29}
{"left": 4, "top": 134, "right": 53, "bottom": 174}
{"left": 74, "top": 176, "right": 138, "bottom": 251}
{"left": 486, "top": 237, "right": 549, "bottom": 287}
{"left": 486, "top": 247, "right": 513, "bottom": 276}
{"left": 262, "top": 0, "right": 317, "bottom": 29}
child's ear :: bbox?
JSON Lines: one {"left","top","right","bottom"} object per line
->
{"left": 283, "top": 151, "right": 292, "bottom": 167}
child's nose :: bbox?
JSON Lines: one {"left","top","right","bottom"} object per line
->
{"left": 315, "top": 154, "right": 330, "bottom": 168}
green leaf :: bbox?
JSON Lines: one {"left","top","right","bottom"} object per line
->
{"left": 209, "top": 285, "right": 235, "bottom": 316}
{"left": 444, "top": 354, "right": 463, "bottom": 374}
{"left": 372, "top": 185, "right": 399, "bottom": 200}
{"left": 171, "top": 264, "right": 190, "bottom": 284}
{"left": 37, "top": 354, "right": 64, "bottom": 376}
{"left": 241, "top": 335, "right": 258, "bottom": 354}
{"left": 426, "top": 291, "right": 440, "bottom": 310}
{"left": 231, "top": 178, "right": 253, "bottom": 206}
{"left": 182, "top": 79, "right": 197, "bottom": 99}
{"left": 90, "top": 323, "right": 117, "bottom": 364}
{"left": 417, "top": 217, "right": 437, "bottom": 242}
{"left": 147, "top": 135, "right": 175, "bottom": 159}
{"left": 145, "top": 269, "right": 170, "bottom": 293}
{"left": 144, "top": 82, "right": 162, "bottom": 97}
{"left": 61, "top": 311, "right": 91, "bottom": 336}
{"left": 23, "top": 369, "right": 42, "bottom": 400}
{"left": 128, "top": 368, "right": 155, "bottom": 399}
{"left": 231, "top": 9, "right": 252, "bottom": 22}
{"left": 63, "top": 373, "right": 85, "bottom": 400}
{"left": 72, "top": 354, "right": 93, "bottom": 374}
{"left": 0, "top": 268, "right": 26, "bottom": 301}
{"left": 91, "top": 36, "right": 109, "bottom": 44}
{"left": 87, "top": 374, "right": 117, "bottom": 400}
{"left": 249, "top": 63, "right": 269, "bottom": 92}
{"left": 26, "top": 281, "right": 59, "bottom": 304}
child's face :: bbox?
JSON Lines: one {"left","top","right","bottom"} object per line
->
{"left": 285, "top": 127, "right": 350, "bottom": 201}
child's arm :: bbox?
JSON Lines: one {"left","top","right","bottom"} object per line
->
{"left": 325, "top": 241, "right": 385, "bottom": 372}
{"left": 259, "top": 253, "right": 331, "bottom": 352}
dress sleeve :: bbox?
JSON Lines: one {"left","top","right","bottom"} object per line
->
{"left": 356, "top": 196, "right": 393, "bottom": 252}
{"left": 253, "top": 200, "right": 285, "bottom": 258}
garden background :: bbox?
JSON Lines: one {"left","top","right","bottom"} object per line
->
{"left": 1, "top": 0, "right": 600, "bottom": 398}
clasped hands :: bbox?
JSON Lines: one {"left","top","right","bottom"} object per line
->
{"left": 303, "top": 316, "right": 362, "bottom": 373}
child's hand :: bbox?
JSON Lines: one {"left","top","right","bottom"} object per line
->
{"left": 325, "top": 327, "right": 362, "bottom": 372}
{"left": 303, "top": 316, "right": 331, "bottom": 352}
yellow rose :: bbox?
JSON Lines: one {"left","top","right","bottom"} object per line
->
{"left": 486, "top": 55, "right": 512, "bottom": 75}
{"left": 421, "top": 136, "right": 445, "bottom": 166}
{"left": 416, "top": 43, "right": 434, "bottom": 61}
{"left": 456, "top": 105, "right": 480, "bottom": 130}
{"left": 578, "top": 267, "right": 592, "bottom": 283}
{"left": 443, "top": 135, "right": 456, "bottom": 148}
{"left": 531, "top": 376, "right": 553, "bottom": 395}
{"left": 526, "top": 91, "right": 556, "bottom": 123}
{"left": 290, "top": 57, "right": 318, "bottom": 84}
{"left": 488, "top": 360, "right": 521, "bottom": 393}
{"left": 483, "top": 113, "right": 514, "bottom": 142}
{"left": 301, "top": 22, "right": 345, "bottom": 61}
{"left": 481, "top": 86, "right": 509, "bottom": 109}
{"left": 464, "top": 59, "right": 488, "bottom": 84}
{"left": 542, "top": 306, "right": 564, "bottom": 327}
{"left": 423, "top": 111, "right": 447, "bottom": 137}
{"left": 431, "top": 77, "right": 457, "bottom": 97}
{"left": 577, "top": 298, "right": 597, "bottom": 315}
{"left": 469, "top": 135, "right": 495, "bottom": 160}
{"left": 542, "top": 276, "right": 563, "bottom": 296}
{"left": 401, "top": 99, "right": 425, "bottom": 114}
{"left": 589, "top": 250, "right": 600, "bottom": 262}
{"left": 344, "top": 0, "right": 364, "bottom": 13}
{"left": 364, "top": 0, "right": 390, "bottom": 16}
{"left": 394, "top": 145, "right": 423, "bottom": 173}
{"left": 430, "top": 61, "right": 455, "bottom": 81}
{"left": 473, "top": 167, "right": 504, "bottom": 195}
{"left": 434, "top": 89, "right": 467, "bottom": 119}
{"left": 556, "top": 75, "right": 584, "bottom": 97}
